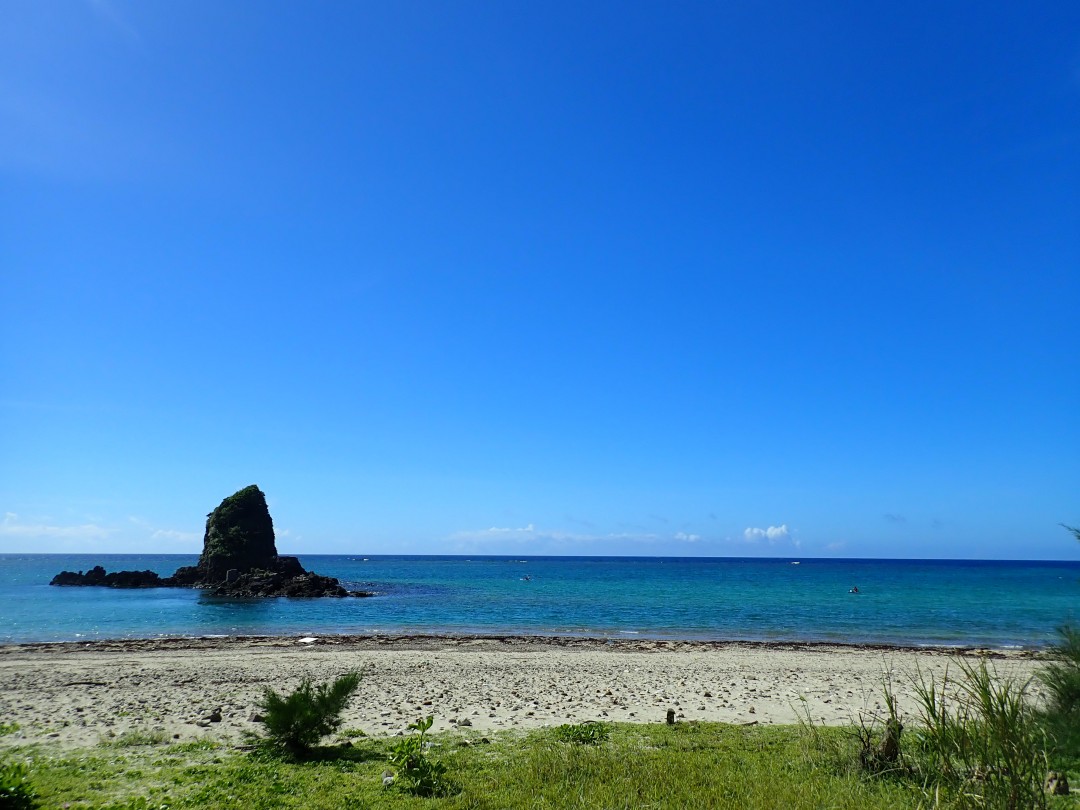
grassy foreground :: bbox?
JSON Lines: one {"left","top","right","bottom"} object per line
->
{"left": 4, "top": 721, "right": 1076, "bottom": 810}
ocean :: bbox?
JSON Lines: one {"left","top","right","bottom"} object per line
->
{"left": 0, "top": 554, "right": 1077, "bottom": 648}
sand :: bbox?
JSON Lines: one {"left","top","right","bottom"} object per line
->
{"left": 0, "top": 635, "right": 1045, "bottom": 749}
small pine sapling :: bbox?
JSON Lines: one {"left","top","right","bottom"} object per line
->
{"left": 257, "top": 671, "right": 360, "bottom": 756}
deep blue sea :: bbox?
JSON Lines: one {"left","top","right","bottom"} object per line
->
{"left": 1, "top": 555, "right": 1077, "bottom": 648}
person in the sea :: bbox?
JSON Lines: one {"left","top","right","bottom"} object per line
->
{"left": 850, "top": 585, "right": 859, "bottom": 593}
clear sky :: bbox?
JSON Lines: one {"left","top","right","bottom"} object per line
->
{"left": 2, "top": 1, "right": 1078, "bottom": 560}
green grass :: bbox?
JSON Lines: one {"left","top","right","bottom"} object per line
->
{"left": 0, "top": 723, "right": 977, "bottom": 809}
{"left": 7, "top": 717, "right": 1079, "bottom": 809}
{"left": 552, "top": 721, "right": 611, "bottom": 745}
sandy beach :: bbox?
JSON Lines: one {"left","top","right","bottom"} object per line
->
{"left": 0, "top": 635, "right": 1045, "bottom": 750}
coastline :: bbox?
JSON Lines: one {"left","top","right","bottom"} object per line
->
{"left": 0, "top": 633, "right": 1048, "bottom": 750}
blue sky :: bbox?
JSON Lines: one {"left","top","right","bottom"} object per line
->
{"left": 2, "top": 1, "right": 1078, "bottom": 559}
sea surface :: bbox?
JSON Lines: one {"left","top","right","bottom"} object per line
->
{"left": 0, "top": 555, "right": 1077, "bottom": 648}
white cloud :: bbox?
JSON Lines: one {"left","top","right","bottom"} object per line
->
{"left": 450, "top": 523, "right": 720, "bottom": 555}
{"left": 151, "top": 528, "right": 199, "bottom": 543}
{"left": 479, "top": 524, "right": 536, "bottom": 535}
{"left": 743, "top": 524, "right": 791, "bottom": 543}
{"left": 129, "top": 516, "right": 200, "bottom": 547}
{"left": 448, "top": 524, "right": 665, "bottom": 553}
{"left": 826, "top": 541, "right": 846, "bottom": 552}
{"left": 1, "top": 512, "right": 110, "bottom": 540}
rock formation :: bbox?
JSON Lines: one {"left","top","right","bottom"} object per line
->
{"left": 50, "top": 485, "right": 373, "bottom": 598}
{"left": 49, "top": 566, "right": 166, "bottom": 589}
{"left": 179, "top": 484, "right": 278, "bottom": 583}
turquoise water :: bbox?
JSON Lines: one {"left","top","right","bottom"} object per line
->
{"left": 0, "top": 554, "right": 1077, "bottom": 647}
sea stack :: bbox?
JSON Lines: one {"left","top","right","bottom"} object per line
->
{"left": 171, "top": 484, "right": 281, "bottom": 586}
{"left": 51, "top": 485, "right": 373, "bottom": 598}
{"left": 172, "top": 484, "right": 360, "bottom": 596}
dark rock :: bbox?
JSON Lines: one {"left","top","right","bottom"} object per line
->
{"left": 196, "top": 485, "right": 278, "bottom": 583}
{"left": 169, "top": 565, "right": 202, "bottom": 586}
{"left": 50, "top": 566, "right": 166, "bottom": 589}
{"left": 210, "top": 570, "right": 352, "bottom": 598}
{"left": 50, "top": 485, "right": 372, "bottom": 599}
{"left": 861, "top": 717, "right": 903, "bottom": 771}
{"left": 50, "top": 569, "right": 93, "bottom": 586}
{"left": 1045, "top": 771, "right": 1070, "bottom": 796}
{"left": 275, "top": 555, "right": 305, "bottom": 577}
{"left": 108, "top": 569, "right": 167, "bottom": 588}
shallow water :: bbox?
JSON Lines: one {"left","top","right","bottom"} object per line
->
{"left": 1, "top": 554, "right": 1077, "bottom": 647}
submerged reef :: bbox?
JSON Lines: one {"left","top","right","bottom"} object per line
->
{"left": 50, "top": 485, "right": 372, "bottom": 598}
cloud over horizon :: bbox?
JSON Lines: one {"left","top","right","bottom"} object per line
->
{"left": 446, "top": 523, "right": 720, "bottom": 554}
{"left": 1, "top": 512, "right": 110, "bottom": 540}
{"left": 743, "top": 524, "right": 791, "bottom": 543}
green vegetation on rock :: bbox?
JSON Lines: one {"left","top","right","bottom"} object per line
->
{"left": 197, "top": 484, "right": 278, "bottom": 581}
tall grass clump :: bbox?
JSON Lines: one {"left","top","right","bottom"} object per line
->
{"left": 1039, "top": 624, "right": 1080, "bottom": 767}
{"left": 256, "top": 671, "right": 360, "bottom": 757}
{"left": 845, "top": 671, "right": 906, "bottom": 776}
{"left": 908, "top": 659, "right": 1048, "bottom": 810}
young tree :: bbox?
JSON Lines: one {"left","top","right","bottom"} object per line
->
{"left": 257, "top": 672, "right": 360, "bottom": 757}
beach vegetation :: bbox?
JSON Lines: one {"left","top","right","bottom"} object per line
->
{"left": 10, "top": 721, "right": 975, "bottom": 809}
{"left": 1040, "top": 624, "right": 1080, "bottom": 770}
{"left": 101, "top": 729, "right": 174, "bottom": 748}
{"left": 387, "top": 715, "right": 455, "bottom": 797}
{"left": 0, "top": 756, "right": 36, "bottom": 810}
{"left": 552, "top": 721, "right": 610, "bottom": 745}
{"left": 255, "top": 671, "right": 361, "bottom": 757}
{"left": 903, "top": 659, "right": 1050, "bottom": 809}
{"left": 847, "top": 671, "right": 905, "bottom": 775}
{"left": 0, "top": 723, "right": 19, "bottom": 737}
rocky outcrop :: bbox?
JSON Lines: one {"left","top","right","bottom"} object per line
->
{"left": 50, "top": 566, "right": 166, "bottom": 589}
{"left": 206, "top": 569, "right": 373, "bottom": 598}
{"left": 195, "top": 485, "right": 278, "bottom": 582}
{"left": 49, "top": 486, "right": 373, "bottom": 598}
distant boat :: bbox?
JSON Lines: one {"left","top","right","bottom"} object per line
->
{"left": 790, "top": 561, "right": 800, "bottom": 565}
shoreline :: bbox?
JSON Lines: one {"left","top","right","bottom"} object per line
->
{"left": 0, "top": 633, "right": 1048, "bottom": 750}
{"left": 0, "top": 631, "right": 1048, "bottom": 656}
